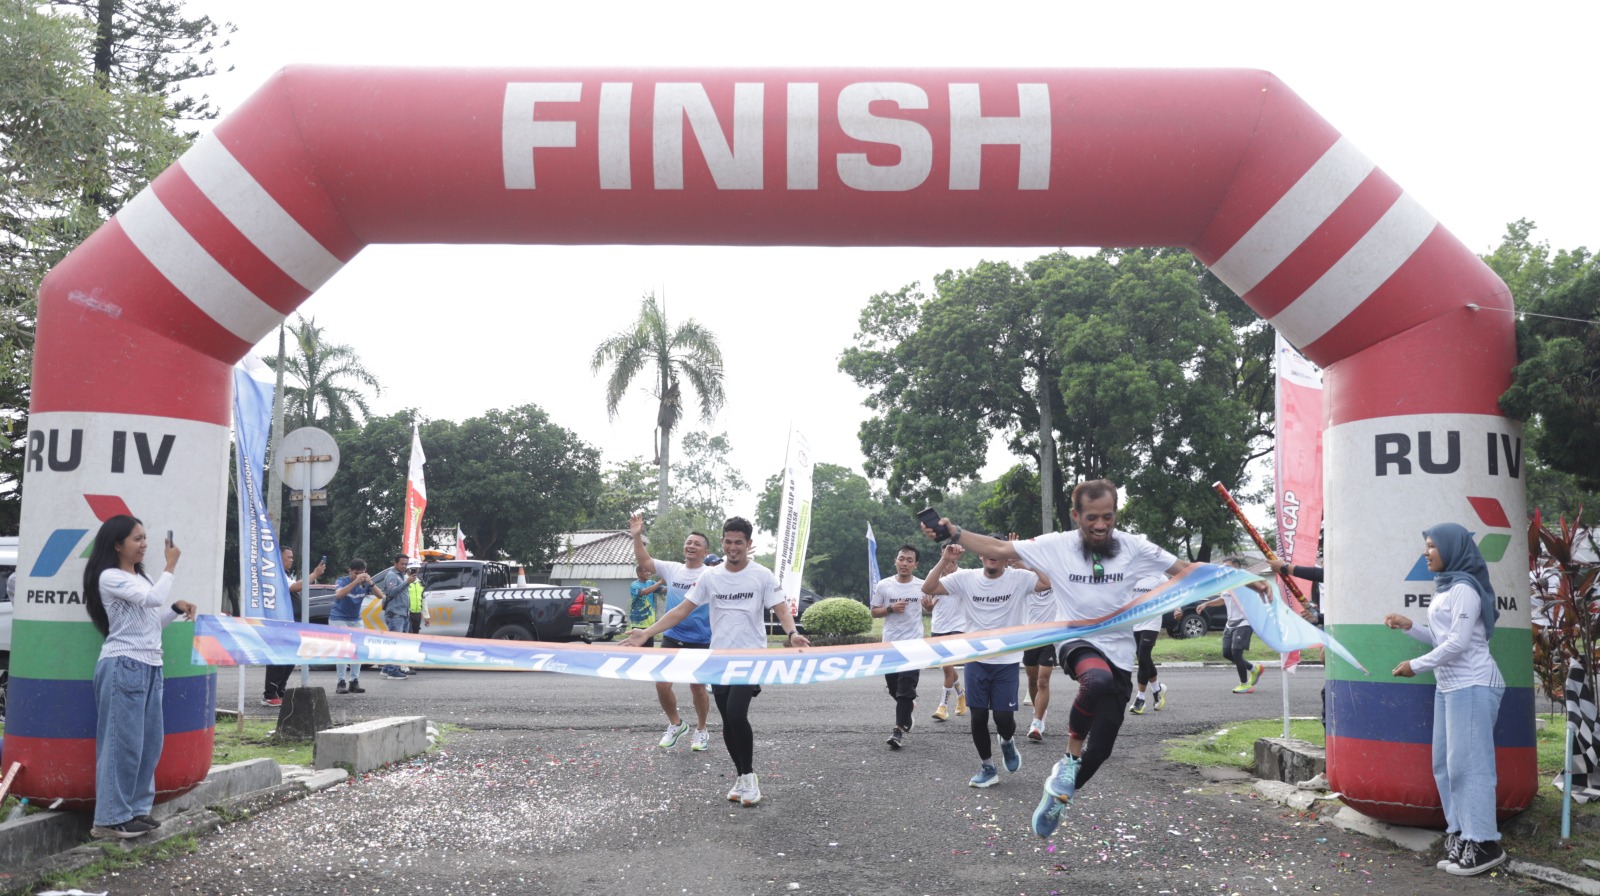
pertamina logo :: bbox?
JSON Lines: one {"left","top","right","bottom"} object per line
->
{"left": 30, "top": 494, "right": 134, "bottom": 578}
{"left": 1403, "top": 496, "right": 1511, "bottom": 581}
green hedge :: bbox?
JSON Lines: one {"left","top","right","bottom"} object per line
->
{"left": 801, "top": 597, "right": 873, "bottom": 638}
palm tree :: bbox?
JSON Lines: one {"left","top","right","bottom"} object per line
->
{"left": 591, "top": 293, "right": 726, "bottom": 515}
{"left": 266, "top": 315, "right": 381, "bottom": 431}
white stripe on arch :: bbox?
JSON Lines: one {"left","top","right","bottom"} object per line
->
{"left": 116, "top": 189, "right": 285, "bottom": 342}
{"left": 1269, "top": 193, "right": 1437, "bottom": 346}
{"left": 1209, "top": 138, "right": 1374, "bottom": 296}
{"left": 179, "top": 135, "right": 345, "bottom": 291}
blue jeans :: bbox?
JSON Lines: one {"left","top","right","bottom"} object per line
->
{"left": 1434, "top": 684, "right": 1504, "bottom": 842}
{"left": 93, "top": 656, "right": 164, "bottom": 826}
{"left": 327, "top": 618, "right": 362, "bottom": 681}
{"left": 382, "top": 611, "right": 410, "bottom": 676}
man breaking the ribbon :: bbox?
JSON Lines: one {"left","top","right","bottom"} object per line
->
{"left": 922, "top": 479, "right": 1191, "bottom": 838}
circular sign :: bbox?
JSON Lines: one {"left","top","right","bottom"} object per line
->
{"left": 277, "top": 426, "right": 340, "bottom": 490}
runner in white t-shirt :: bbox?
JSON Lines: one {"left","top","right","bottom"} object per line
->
{"left": 871, "top": 544, "right": 926, "bottom": 749}
{"left": 1128, "top": 573, "right": 1169, "bottom": 715}
{"left": 629, "top": 513, "right": 715, "bottom": 752}
{"left": 1017, "top": 552, "right": 1063, "bottom": 741}
{"left": 922, "top": 555, "right": 969, "bottom": 722}
{"left": 1185, "top": 558, "right": 1271, "bottom": 694}
{"left": 622, "top": 516, "right": 810, "bottom": 807}
{"left": 923, "top": 540, "right": 1050, "bottom": 789}
{"left": 922, "top": 479, "right": 1190, "bottom": 838}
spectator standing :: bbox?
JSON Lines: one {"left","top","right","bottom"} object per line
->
{"left": 621, "top": 517, "right": 809, "bottom": 806}
{"left": 370, "top": 554, "right": 411, "bottom": 680}
{"left": 871, "top": 544, "right": 926, "bottom": 749}
{"left": 329, "top": 559, "right": 375, "bottom": 694}
{"left": 628, "top": 564, "right": 664, "bottom": 642}
{"left": 83, "top": 515, "right": 197, "bottom": 839}
{"left": 1385, "top": 523, "right": 1507, "bottom": 877}
{"left": 262, "top": 547, "right": 324, "bottom": 706}
{"left": 407, "top": 563, "right": 427, "bottom": 634}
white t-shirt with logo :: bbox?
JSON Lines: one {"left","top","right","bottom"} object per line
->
{"left": 1131, "top": 574, "right": 1167, "bottom": 633}
{"left": 1025, "top": 586, "right": 1062, "bottom": 625}
{"left": 871, "top": 576, "right": 926, "bottom": 642}
{"left": 1013, "top": 530, "right": 1177, "bottom": 672}
{"left": 682, "top": 562, "right": 786, "bottom": 651}
{"left": 938, "top": 566, "right": 1039, "bottom": 665}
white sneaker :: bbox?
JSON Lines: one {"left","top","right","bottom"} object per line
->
{"left": 727, "top": 775, "right": 750, "bottom": 802}
{"left": 690, "top": 728, "right": 711, "bottom": 751}
{"left": 658, "top": 720, "right": 689, "bottom": 749}
{"left": 741, "top": 773, "right": 762, "bottom": 806}
{"left": 1023, "top": 692, "right": 1034, "bottom": 706}
{"left": 1027, "top": 719, "right": 1045, "bottom": 741}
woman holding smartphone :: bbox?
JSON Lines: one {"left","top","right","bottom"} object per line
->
{"left": 83, "top": 515, "right": 197, "bottom": 839}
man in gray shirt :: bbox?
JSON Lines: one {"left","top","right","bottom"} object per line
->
{"left": 370, "top": 554, "right": 411, "bottom": 680}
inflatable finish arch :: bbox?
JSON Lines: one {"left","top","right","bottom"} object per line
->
{"left": 16, "top": 67, "right": 1530, "bottom": 824}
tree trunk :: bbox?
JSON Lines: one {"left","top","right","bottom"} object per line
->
{"left": 657, "top": 425, "right": 672, "bottom": 517}
{"left": 1038, "top": 372, "right": 1056, "bottom": 534}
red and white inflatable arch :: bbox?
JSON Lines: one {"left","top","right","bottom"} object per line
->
{"left": 14, "top": 67, "right": 1531, "bottom": 824}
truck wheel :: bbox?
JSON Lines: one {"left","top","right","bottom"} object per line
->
{"left": 490, "top": 623, "right": 534, "bottom": 641}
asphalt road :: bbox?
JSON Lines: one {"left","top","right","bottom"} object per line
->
{"left": 87, "top": 663, "right": 1555, "bottom": 896}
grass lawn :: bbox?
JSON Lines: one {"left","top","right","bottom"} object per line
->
{"left": 1164, "top": 712, "right": 1600, "bottom": 874}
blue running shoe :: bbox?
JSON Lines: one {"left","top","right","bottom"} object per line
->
{"left": 968, "top": 764, "right": 999, "bottom": 788}
{"left": 1031, "top": 784, "right": 1069, "bottom": 837}
{"left": 1044, "top": 755, "right": 1080, "bottom": 801}
{"left": 1000, "top": 738, "right": 1022, "bottom": 773}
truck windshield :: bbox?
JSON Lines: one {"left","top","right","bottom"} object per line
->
{"left": 421, "top": 566, "right": 479, "bottom": 591}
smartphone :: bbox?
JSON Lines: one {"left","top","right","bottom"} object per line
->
{"left": 916, "top": 507, "right": 951, "bottom": 540}
{"left": 319, "top": 555, "right": 327, "bottom": 568}
{"left": 167, "top": 529, "right": 175, "bottom": 546}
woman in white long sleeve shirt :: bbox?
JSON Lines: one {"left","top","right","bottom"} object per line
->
{"left": 82, "top": 515, "right": 196, "bottom": 840}
{"left": 1384, "top": 522, "right": 1506, "bottom": 877}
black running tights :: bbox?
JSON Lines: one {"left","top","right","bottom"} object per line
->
{"left": 712, "top": 684, "right": 758, "bottom": 775}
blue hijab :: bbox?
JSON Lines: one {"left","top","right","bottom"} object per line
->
{"left": 1424, "top": 522, "right": 1498, "bottom": 639}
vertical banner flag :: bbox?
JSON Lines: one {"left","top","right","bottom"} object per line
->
{"left": 773, "top": 427, "right": 814, "bottom": 612}
{"left": 1274, "top": 332, "right": 1325, "bottom": 603}
{"left": 455, "top": 524, "right": 469, "bottom": 560}
{"left": 867, "top": 522, "right": 882, "bottom": 593}
{"left": 232, "top": 357, "right": 291, "bottom": 620}
{"left": 402, "top": 423, "right": 427, "bottom": 558}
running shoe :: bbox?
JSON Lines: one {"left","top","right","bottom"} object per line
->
{"left": 740, "top": 773, "right": 763, "bottom": 807}
{"left": 1000, "top": 738, "right": 1022, "bottom": 773}
{"left": 1027, "top": 719, "right": 1045, "bottom": 741}
{"left": 260, "top": 697, "right": 283, "bottom": 708}
{"left": 347, "top": 679, "right": 365, "bottom": 694}
{"left": 1249, "top": 662, "right": 1265, "bottom": 689}
{"left": 1130, "top": 694, "right": 1147, "bottom": 715}
{"left": 1023, "top": 692, "right": 1034, "bottom": 706}
{"left": 1044, "top": 755, "right": 1080, "bottom": 801}
{"left": 1436, "top": 831, "right": 1462, "bottom": 869}
{"left": 658, "top": 720, "right": 690, "bottom": 749}
{"left": 887, "top": 727, "right": 905, "bottom": 749}
{"left": 968, "top": 764, "right": 999, "bottom": 788}
{"left": 932, "top": 704, "right": 950, "bottom": 722}
{"left": 690, "top": 728, "right": 710, "bottom": 752}
{"left": 90, "top": 818, "right": 155, "bottom": 840}
{"left": 1031, "top": 784, "right": 1069, "bottom": 837}
{"left": 1231, "top": 682, "right": 1255, "bottom": 694}
{"left": 381, "top": 670, "right": 408, "bottom": 680}
{"left": 727, "top": 775, "right": 750, "bottom": 802}
{"left": 335, "top": 680, "right": 348, "bottom": 695}
{"left": 1152, "top": 682, "right": 1167, "bottom": 711}
{"left": 956, "top": 692, "right": 967, "bottom": 716}
{"left": 1446, "top": 839, "right": 1506, "bottom": 876}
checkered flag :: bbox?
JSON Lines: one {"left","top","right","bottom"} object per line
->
{"left": 1555, "top": 659, "right": 1600, "bottom": 803}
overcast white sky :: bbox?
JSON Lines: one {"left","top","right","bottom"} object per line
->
{"left": 191, "top": 0, "right": 1596, "bottom": 523}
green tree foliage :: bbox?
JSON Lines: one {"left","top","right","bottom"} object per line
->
{"left": 671, "top": 431, "right": 747, "bottom": 522}
{"left": 591, "top": 457, "right": 659, "bottom": 529}
{"left": 841, "top": 249, "right": 1272, "bottom": 560}
{"left": 644, "top": 505, "right": 722, "bottom": 565}
{"left": 265, "top": 315, "right": 381, "bottom": 432}
{"left": 310, "top": 407, "right": 600, "bottom": 568}
{"left": 1, "top": 1, "right": 223, "bottom": 528}
{"left": 1487, "top": 220, "right": 1600, "bottom": 494}
{"left": 591, "top": 292, "right": 726, "bottom": 516}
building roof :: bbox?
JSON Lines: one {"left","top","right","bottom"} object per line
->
{"left": 550, "top": 530, "right": 636, "bottom": 576}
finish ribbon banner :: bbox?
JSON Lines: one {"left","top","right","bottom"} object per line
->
{"left": 195, "top": 564, "right": 1279, "bottom": 685}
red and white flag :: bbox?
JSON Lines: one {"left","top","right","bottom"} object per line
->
{"left": 1274, "top": 332, "right": 1324, "bottom": 670}
{"left": 402, "top": 423, "right": 427, "bottom": 559}
{"left": 454, "top": 523, "right": 470, "bottom": 560}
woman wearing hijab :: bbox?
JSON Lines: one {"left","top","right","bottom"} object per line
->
{"left": 1383, "top": 522, "right": 1506, "bottom": 876}
{"left": 83, "top": 515, "right": 197, "bottom": 839}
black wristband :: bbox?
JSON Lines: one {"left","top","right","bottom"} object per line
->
{"left": 171, "top": 602, "right": 183, "bottom": 615}
{"left": 950, "top": 524, "right": 962, "bottom": 544}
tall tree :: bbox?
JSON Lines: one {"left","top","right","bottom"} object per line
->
{"left": 842, "top": 249, "right": 1273, "bottom": 559}
{"left": 1, "top": 1, "right": 222, "bottom": 529}
{"left": 1486, "top": 220, "right": 1600, "bottom": 493}
{"left": 590, "top": 457, "right": 660, "bottom": 529}
{"left": 590, "top": 292, "right": 726, "bottom": 515}
{"left": 671, "top": 431, "right": 747, "bottom": 523}
{"left": 265, "top": 315, "right": 381, "bottom": 432}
